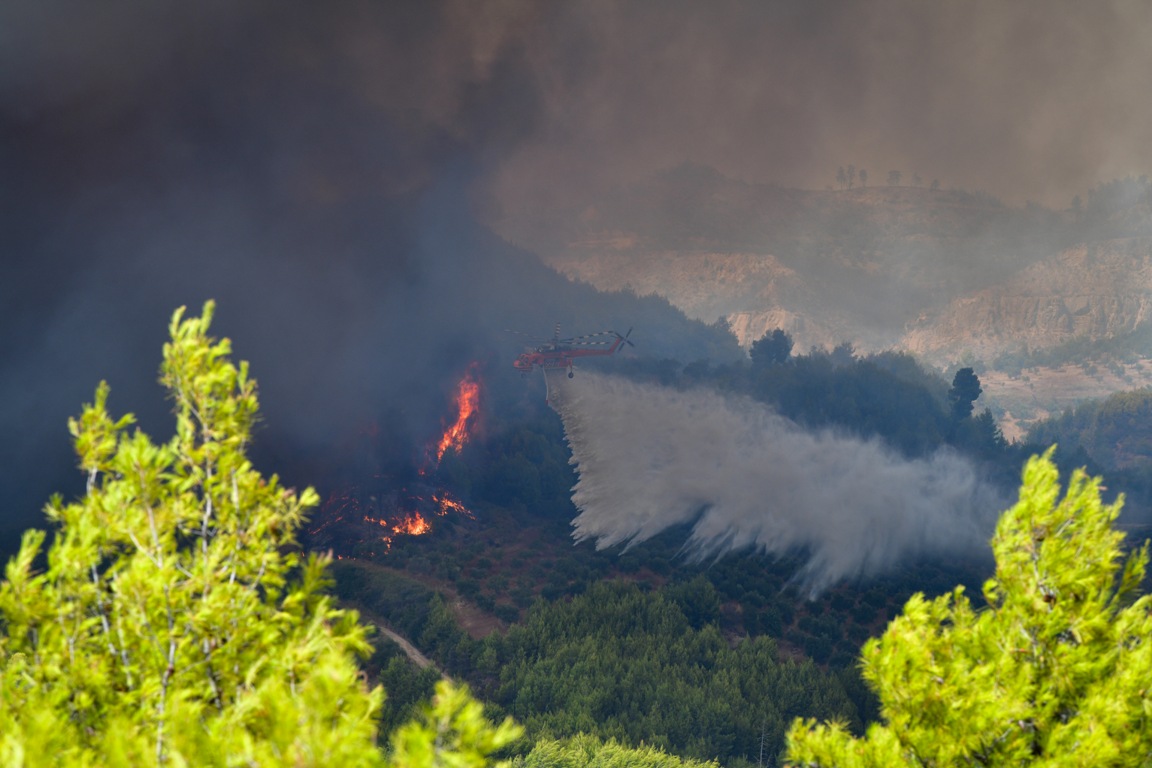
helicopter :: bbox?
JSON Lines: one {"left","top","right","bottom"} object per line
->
{"left": 510, "top": 324, "right": 634, "bottom": 378}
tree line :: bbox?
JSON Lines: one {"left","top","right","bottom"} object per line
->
{"left": 834, "top": 165, "right": 937, "bottom": 190}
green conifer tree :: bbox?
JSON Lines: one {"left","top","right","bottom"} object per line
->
{"left": 0, "top": 302, "right": 519, "bottom": 767}
{"left": 786, "top": 449, "right": 1152, "bottom": 766}
{"left": 516, "top": 733, "right": 720, "bottom": 767}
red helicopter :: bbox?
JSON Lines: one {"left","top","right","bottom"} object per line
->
{"left": 511, "top": 325, "right": 634, "bottom": 378}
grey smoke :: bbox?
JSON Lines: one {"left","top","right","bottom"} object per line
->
{"left": 487, "top": 0, "right": 1152, "bottom": 218}
{"left": 549, "top": 371, "right": 1006, "bottom": 595}
{"left": 6, "top": 0, "right": 1143, "bottom": 539}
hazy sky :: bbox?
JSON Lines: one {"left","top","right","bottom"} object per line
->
{"left": 484, "top": 0, "right": 1152, "bottom": 211}
{"left": 4, "top": 0, "right": 1152, "bottom": 216}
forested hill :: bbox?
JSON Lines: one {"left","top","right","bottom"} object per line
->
{"left": 318, "top": 335, "right": 1133, "bottom": 767}
{"left": 1029, "top": 388, "right": 1152, "bottom": 472}
{"left": 1026, "top": 388, "right": 1152, "bottom": 518}
{"left": 9, "top": 301, "right": 1151, "bottom": 767}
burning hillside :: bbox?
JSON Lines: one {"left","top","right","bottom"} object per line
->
{"left": 430, "top": 363, "right": 482, "bottom": 466}
{"left": 308, "top": 483, "right": 475, "bottom": 556}
{"left": 306, "top": 365, "right": 482, "bottom": 557}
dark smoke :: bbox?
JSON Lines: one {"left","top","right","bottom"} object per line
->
{"left": 487, "top": 0, "right": 1152, "bottom": 220}
{"left": 0, "top": 2, "right": 692, "bottom": 536}
{"left": 5, "top": 0, "right": 1146, "bottom": 542}
{"left": 0, "top": 0, "right": 750, "bottom": 541}
{"left": 548, "top": 371, "right": 1006, "bottom": 595}
{"left": 1, "top": 3, "right": 461, "bottom": 528}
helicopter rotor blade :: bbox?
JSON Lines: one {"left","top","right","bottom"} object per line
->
{"left": 506, "top": 329, "right": 543, "bottom": 340}
{"left": 569, "top": 330, "right": 615, "bottom": 343}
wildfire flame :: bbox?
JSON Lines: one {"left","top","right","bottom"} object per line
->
{"left": 433, "top": 365, "right": 482, "bottom": 465}
{"left": 310, "top": 365, "right": 483, "bottom": 557}
{"left": 362, "top": 510, "right": 432, "bottom": 549}
{"left": 393, "top": 512, "right": 431, "bottom": 535}
{"left": 348, "top": 489, "right": 471, "bottom": 551}
{"left": 433, "top": 492, "right": 474, "bottom": 518}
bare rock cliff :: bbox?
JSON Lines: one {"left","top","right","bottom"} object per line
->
{"left": 903, "top": 238, "right": 1152, "bottom": 362}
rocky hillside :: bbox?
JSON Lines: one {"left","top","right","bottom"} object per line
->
{"left": 981, "top": 361, "right": 1152, "bottom": 442}
{"left": 501, "top": 164, "right": 1072, "bottom": 353}
{"left": 903, "top": 238, "right": 1152, "bottom": 364}
{"left": 498, "top": 167, "right": 1152, "bottom": 355}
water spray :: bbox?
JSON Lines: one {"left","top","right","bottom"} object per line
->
{"left": 546, "top": 370, "right": 1005, "bottom": 595}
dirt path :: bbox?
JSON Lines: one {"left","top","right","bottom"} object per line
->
{"left": 377, "top": 625, "right": 437, "bottom": 670}
{"left": 354, "top": 603, "right": 445, "bottom": 676}
{"left": 345, "top": 560, "right": 507, "bottom": 640}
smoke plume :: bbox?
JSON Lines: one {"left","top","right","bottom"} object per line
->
{"left": 5, "top": 0, "right": 1146, "bottom": 542}
{"left": 0, "top": 0, "right": 741, "bottom": 539}
{"left": 548, "top": 371, "right": 1006, "bottom": 595}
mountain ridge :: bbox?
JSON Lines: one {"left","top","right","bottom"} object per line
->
{"left": 495, "top": 167, "right": 1152, "bottom": 368}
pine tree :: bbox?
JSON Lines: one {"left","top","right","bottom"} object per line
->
{"left": 785, "top": 449, "right": 1152, "bottom": 766}
{"left": 517, "top": 733, "right": 720, "bottom": 767}
{"left": 0, "top": 302, "right": 520, "bottom": 767}
{"left": 948, "top": 367, "right": 983, "bottom": 421}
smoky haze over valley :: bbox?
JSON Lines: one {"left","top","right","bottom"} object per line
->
{"left": 4, "top": 0, "right": 1152, "bottom": 537}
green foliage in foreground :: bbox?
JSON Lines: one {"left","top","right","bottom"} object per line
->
{"left": 0, "top": 303, "right": 518, "bottom": 767}
{"left": 516, "top": 733, "right": 719, "bottom": 767}
{"left": 391, "top": 680, "right": 522, "bottom": 767}
{"left": 787, "top": 450, "right": 1152, "bottom": 766}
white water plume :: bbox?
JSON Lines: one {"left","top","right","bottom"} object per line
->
{"left": 547, "top": 371, "right": 1006, "bottom": 594}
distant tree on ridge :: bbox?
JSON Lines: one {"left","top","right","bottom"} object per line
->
{"left": 948, "top": 367, "right": 982, "bottom": 421}
{"left": 750, "top": 329, "right": 794, "bottom": 366}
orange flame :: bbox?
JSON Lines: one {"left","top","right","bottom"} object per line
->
{"left": 313, "top": 371, "right": 483, "bottom": 555}
{"left": 434, "top": 366, "right": 482, "bottom": 464}
{"left": 393, "top": 512, "right": 431, "bottom": 535}
{"left": 363, "top": 511, "right": 431, "bottom": 549}
{"left": 432, "top": 492, "right": 475, "bottom": 519}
